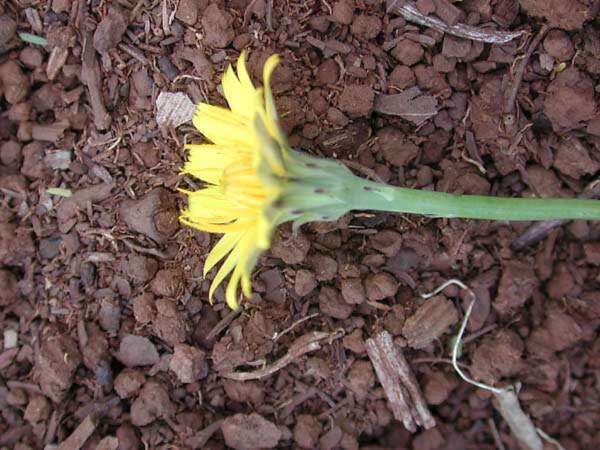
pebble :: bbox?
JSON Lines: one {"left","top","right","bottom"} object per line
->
{"left": 116, "top": 334, "right": 160, "bottom": 367}
{"left": 221, "top": 413, "right": 282, "bottom": 449}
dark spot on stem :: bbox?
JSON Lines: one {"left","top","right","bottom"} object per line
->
{"left": 314, "top": 188, "right": 324, "bottom": 194}
{"left": 306, "top": 162, "right": 318, "bottom": 168}
{"left": 363, "top": 186, "right": 373, "bottom": 191}
{"left": 321, "top": 216, "right": 330, "bottom": 220}
{"left": 291, "top": 209, "right": 303, "bottom": 215}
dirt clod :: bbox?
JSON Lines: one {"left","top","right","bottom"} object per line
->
{"left": 93, "top": 6, "right": 128, "bottom": 52}
{"left": 116, "top": 334, "right": 160, "bottom": 367}
{"left": 114, "top": 368, "right": 145, "bottom": 399}
{"left": 364, "top": 273, "right": 398, "bottom": 301}
{"left": 221, "top": 413, "right": 282, "bottom": 449}
{"left": 293, "top": 414, "right": 322, "bottom": 449}
{"left": 471, "top": 330, "right": 524, "bottom": 384}
{"left": 201, "top": 4, "right": 234, "bottom": 48}
{"left": 119, "top": 188, "right": 178, "bottom": 244}
{"left": 130, "top": 381, "right": 175, "bottom": 426}
{"left": 23, "top": 395, "right": 50, "bottom": 424}
{"left": 338, "top": 85, "right": 374, "bottom": 117}
{"left": 36, "top": 335, "right": 82, "bottom": 402}
{"left": 319, "top": 286, "right": 353, "bottom": 319}
{"left": 169, "top": 344, "right": 207, "bottom": 383}
{"left": 494, "top": 261, "right": 537, "bottom": 317}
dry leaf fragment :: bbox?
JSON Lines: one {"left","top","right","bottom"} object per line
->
{"left": 374, "top": 86, "right": 438, "bottom": 125}
{"left": 156, "top": 92, "right": 196, "bottom": 128}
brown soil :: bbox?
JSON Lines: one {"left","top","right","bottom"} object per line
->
{"left": 1, "top": 1, "right": 600, "bottom": 449}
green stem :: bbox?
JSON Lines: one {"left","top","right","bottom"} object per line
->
{"left": 348, "top": 179, "right": 600, "bottom": 221}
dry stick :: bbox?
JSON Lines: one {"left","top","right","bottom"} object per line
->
{"left": 386, "top": 0, "right": 524, "bottom": 44}
{"left": 57, "top": 415, "right": 97, "bottom": 450}
{"left": 512, "top": 180, "right": 600, "bottom": 250}
{"left": 426, "top": 279, "right": 545, "bottom": 450}
{"left": 365, "top": 330, "right": 435, "bottom": 432}
{"left": 503, "top": 25, "right": 550, "bottom": 127}
{"left": 222, "top": 331, "right": 338, "bottom": 381}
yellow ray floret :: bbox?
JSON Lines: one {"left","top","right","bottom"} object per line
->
{"left": 180, "top": 52, "right": 284, "bottom": 309}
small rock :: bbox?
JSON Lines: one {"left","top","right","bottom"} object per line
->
{"left": 442, "top": 35, "right": 471, "bottom": 58}
{"left": 0, "top": 15, "right": 17, "bottom": 49}
{"left": 36, "top": 335, "right": 82, "bottom": 402}
{"left": 527, "top": 306, "right": 588, "bottom": 356}
{"left": 331, "top": 0, "right": 354, "bottom": 24}
{"left": 413, "top": 427, "right": 444, "bottom": 450}
{"left": 151, "top": 267, "right": 184, "bottom": 297}
{"left": 553, "top": 136, "right": 599, "bottom": 179}
{"left": 341, "top": 278, "right": 365, "bottom": 304}
{"left": 0, "top": 269, "right": 19, "bottom": 306}
{"left": 351, "top": 14, "right": 382, "bottom": 40}
{"left": 0, "top": 141, "right": 21, "bottom": 167}
{"left": 369, "top": 230, "right": 402, "bottom": 257}
{"left": 169, "top": 344, "right": 207, "bottom": 383}
{"left": 116, "top": 334, "right": 160, "bottom": 367}
{"left": 120, "top": 188, "right": 178, "bottom": 244}
{"left": 132, "top": 292, "right": 156, "bottom": 324}
{"left": 338, "top": 84, "right": 374, "bottom": 117}
{"left": 343, "top": 329, "right": 366, "bottom": 354}
{"left": 544, "top": 67, "right": 596, "bottom": 132}
{"left": 424, "top": 371, "right": 458, "bottom": 405}
{"left": 402, "top": 296, "right": 458, "bottom": 349}
{"left": 416, "top": 0, "right": 436, "bottom": 15}
{"left": 294, "top": 269, "right": 317, "bottom": 297}
{"left": 347, "top": 360, "right": 375, "bottom": 400}
{"left": 271, "top": 227, "right": 310, "bottom": 264}
{"left": 130, "top": 381, "right": 175, "bottom": 426}
{"left": 494, "top": 260, "right": 537, "bottom": 317}
{"left": 223, "top": 379, "right": 265, "bottom": 405}
{"left": 122, "top": 253, "right": 158, "bottom": 285}
{"left": 308, "top": 253, "right": 338, "bottom": 281}
{"left": 293, "top": 415, "right": 322, "bottom": 449}
{"left": 19, "top": 47, "right": 43, "bottom": 68}
{"left": 99, "top": 297, "right": 121, "bottom": 334}
{"left": 153, "top": 298, "right": 190, "bottom": 346}
{"left": 543, "top": 30, "right": 575, "bottom": 62}
{"left": 391, "top": 40, "right": 424, "bottom": 66}
{"left": 114, "top": 368, "right": 145, "bottom": 399}
{"left": 583, "top": 242, "right": 600, "bottom": 265}
{"left": 546, "top": 263, "right": 575, "bottom": 300}
{"left": 319, "top": 286, "right": 353, "bottom": 319}
{"left": 377, "top": 127, "right": 419, "bottom": 167}
{"left": 471, "top": 330, "right": 524, "bottom": 384}
{"left": 24, "top": 395, "right": 51, "bottom": 423}
{"left": 364, "top": 273, "right": 398, "bottom": 301}
{"left": 93, "top": 6, "right": 128, "bottom": 52}
{"left": 319, "top": 426, "right": 343, "bottom": 450}
{"left": 175, "top": 0, "right": 199, "bottom": 25}
{"left": 316, "top": 59, "right": 340, "bottom": 85}
{"left": 201, "top": 4, "right": 234, "bottom": 48}
{"left": 221, "top": 413, "right": 282, "bottom": 450}
{"left": 383, "top": 304, "right": 406, "bottom": 336}
{"left": 389, "top": 65, "right": 416, "bottom": 89}
{"left": 0, "top": 60, "right": 29, "bottom": 105}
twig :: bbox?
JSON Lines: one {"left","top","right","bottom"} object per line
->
{"left": 222, "top": 331, "right": 339, "bottom": 381}
{"left": 503, "top": 25, "right": 549, "bottom": 127}
{"left": 57, "top": 415, "right": 97, "bottom": 450}
{"left": 272, "top": 313, "right": 319, "bottom": 341}
{"left": 365, "top": 330, "right": 435, "bottom": 432}
{"left": 205, "top": 308, "right": 242, "bottom": 342}
{"left": 386, "top": 0, "right": 523, "bottom": 44}
{"left": 184, "top": 419, "right": 224, "bottom": 449}
{"left": 121, "top": 238, "right": 168, "bottom": 259}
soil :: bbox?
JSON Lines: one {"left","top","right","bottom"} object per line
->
{"left": 1, "top": 1, "right": 600, "bottom": 449}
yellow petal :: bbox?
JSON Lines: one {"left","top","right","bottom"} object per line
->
{"left": 193, "top": 103, "right": 255, "bottom": 148}
{"left": 204, "top": 232, "right": 243, "bottom": 275}
{"left": 263, "top": 54, "right": 280, "bottom": 125}
{"left": 225, "top": 263, "right": 243, "bottom": 309}
{"left": 183, "top": 144, "right": 239, "bottom": 184}
{"left": 236, "top": 51, "right": 254, "bottom": 91}
{"left": 208, "top": 237, "right": 243, "bottom": 302}
{"left": 222, "top": 64, "right": 261, "bottom": 120}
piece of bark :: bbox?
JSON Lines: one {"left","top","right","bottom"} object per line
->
{"left": 57, "top": 415, "right": 97, "bottom": 450}
{"left": 375, "top": 86, "right": 438, "bottom": 125}
{"left": 365, "top": 330, "right": 435, "bottom": 432}
{"left": 386, "top": 0, "right": 523, "bottom": 44}
{"left": 81, "top": 31, "right": 111, "bottom": 130}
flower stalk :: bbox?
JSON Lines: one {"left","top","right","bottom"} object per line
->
{"left": 180, "top": 52, "right": 600, "bottom": 309}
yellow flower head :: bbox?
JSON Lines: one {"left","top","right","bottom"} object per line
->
{"left": 180, "top": 52, "right": 287, "bottom": 309}
{"left": 181, "top": 53, "right": 360, "bottom": 309}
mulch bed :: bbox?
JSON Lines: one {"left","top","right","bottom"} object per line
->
{"left": 1, "top": 0, "right": 599, "bottom": 449}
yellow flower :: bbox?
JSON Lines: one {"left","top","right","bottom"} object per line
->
{"left": 180, "top": 52, "right": 286, "bottom": 310}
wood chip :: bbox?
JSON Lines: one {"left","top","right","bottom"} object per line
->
{"left": 387, "top": 0, "right": 524, "bottom": 44}
{"left": 81, "top": 31, "right": 111, "bottom": 130}
{"left": 374, "top": 86, "right": 438, "bottom": 125}
{"left": 365, "top": 330, "right": 435, "bottom": 432}
{"left": 156, "top": 92, "right": 196, "bottom": 128}
{"left": 57, "top": 415, "right": 97, "bottom": 450}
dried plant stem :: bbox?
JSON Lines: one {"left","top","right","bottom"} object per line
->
{"left": 386, "top": 0, "right": 523, "bottom": 44}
